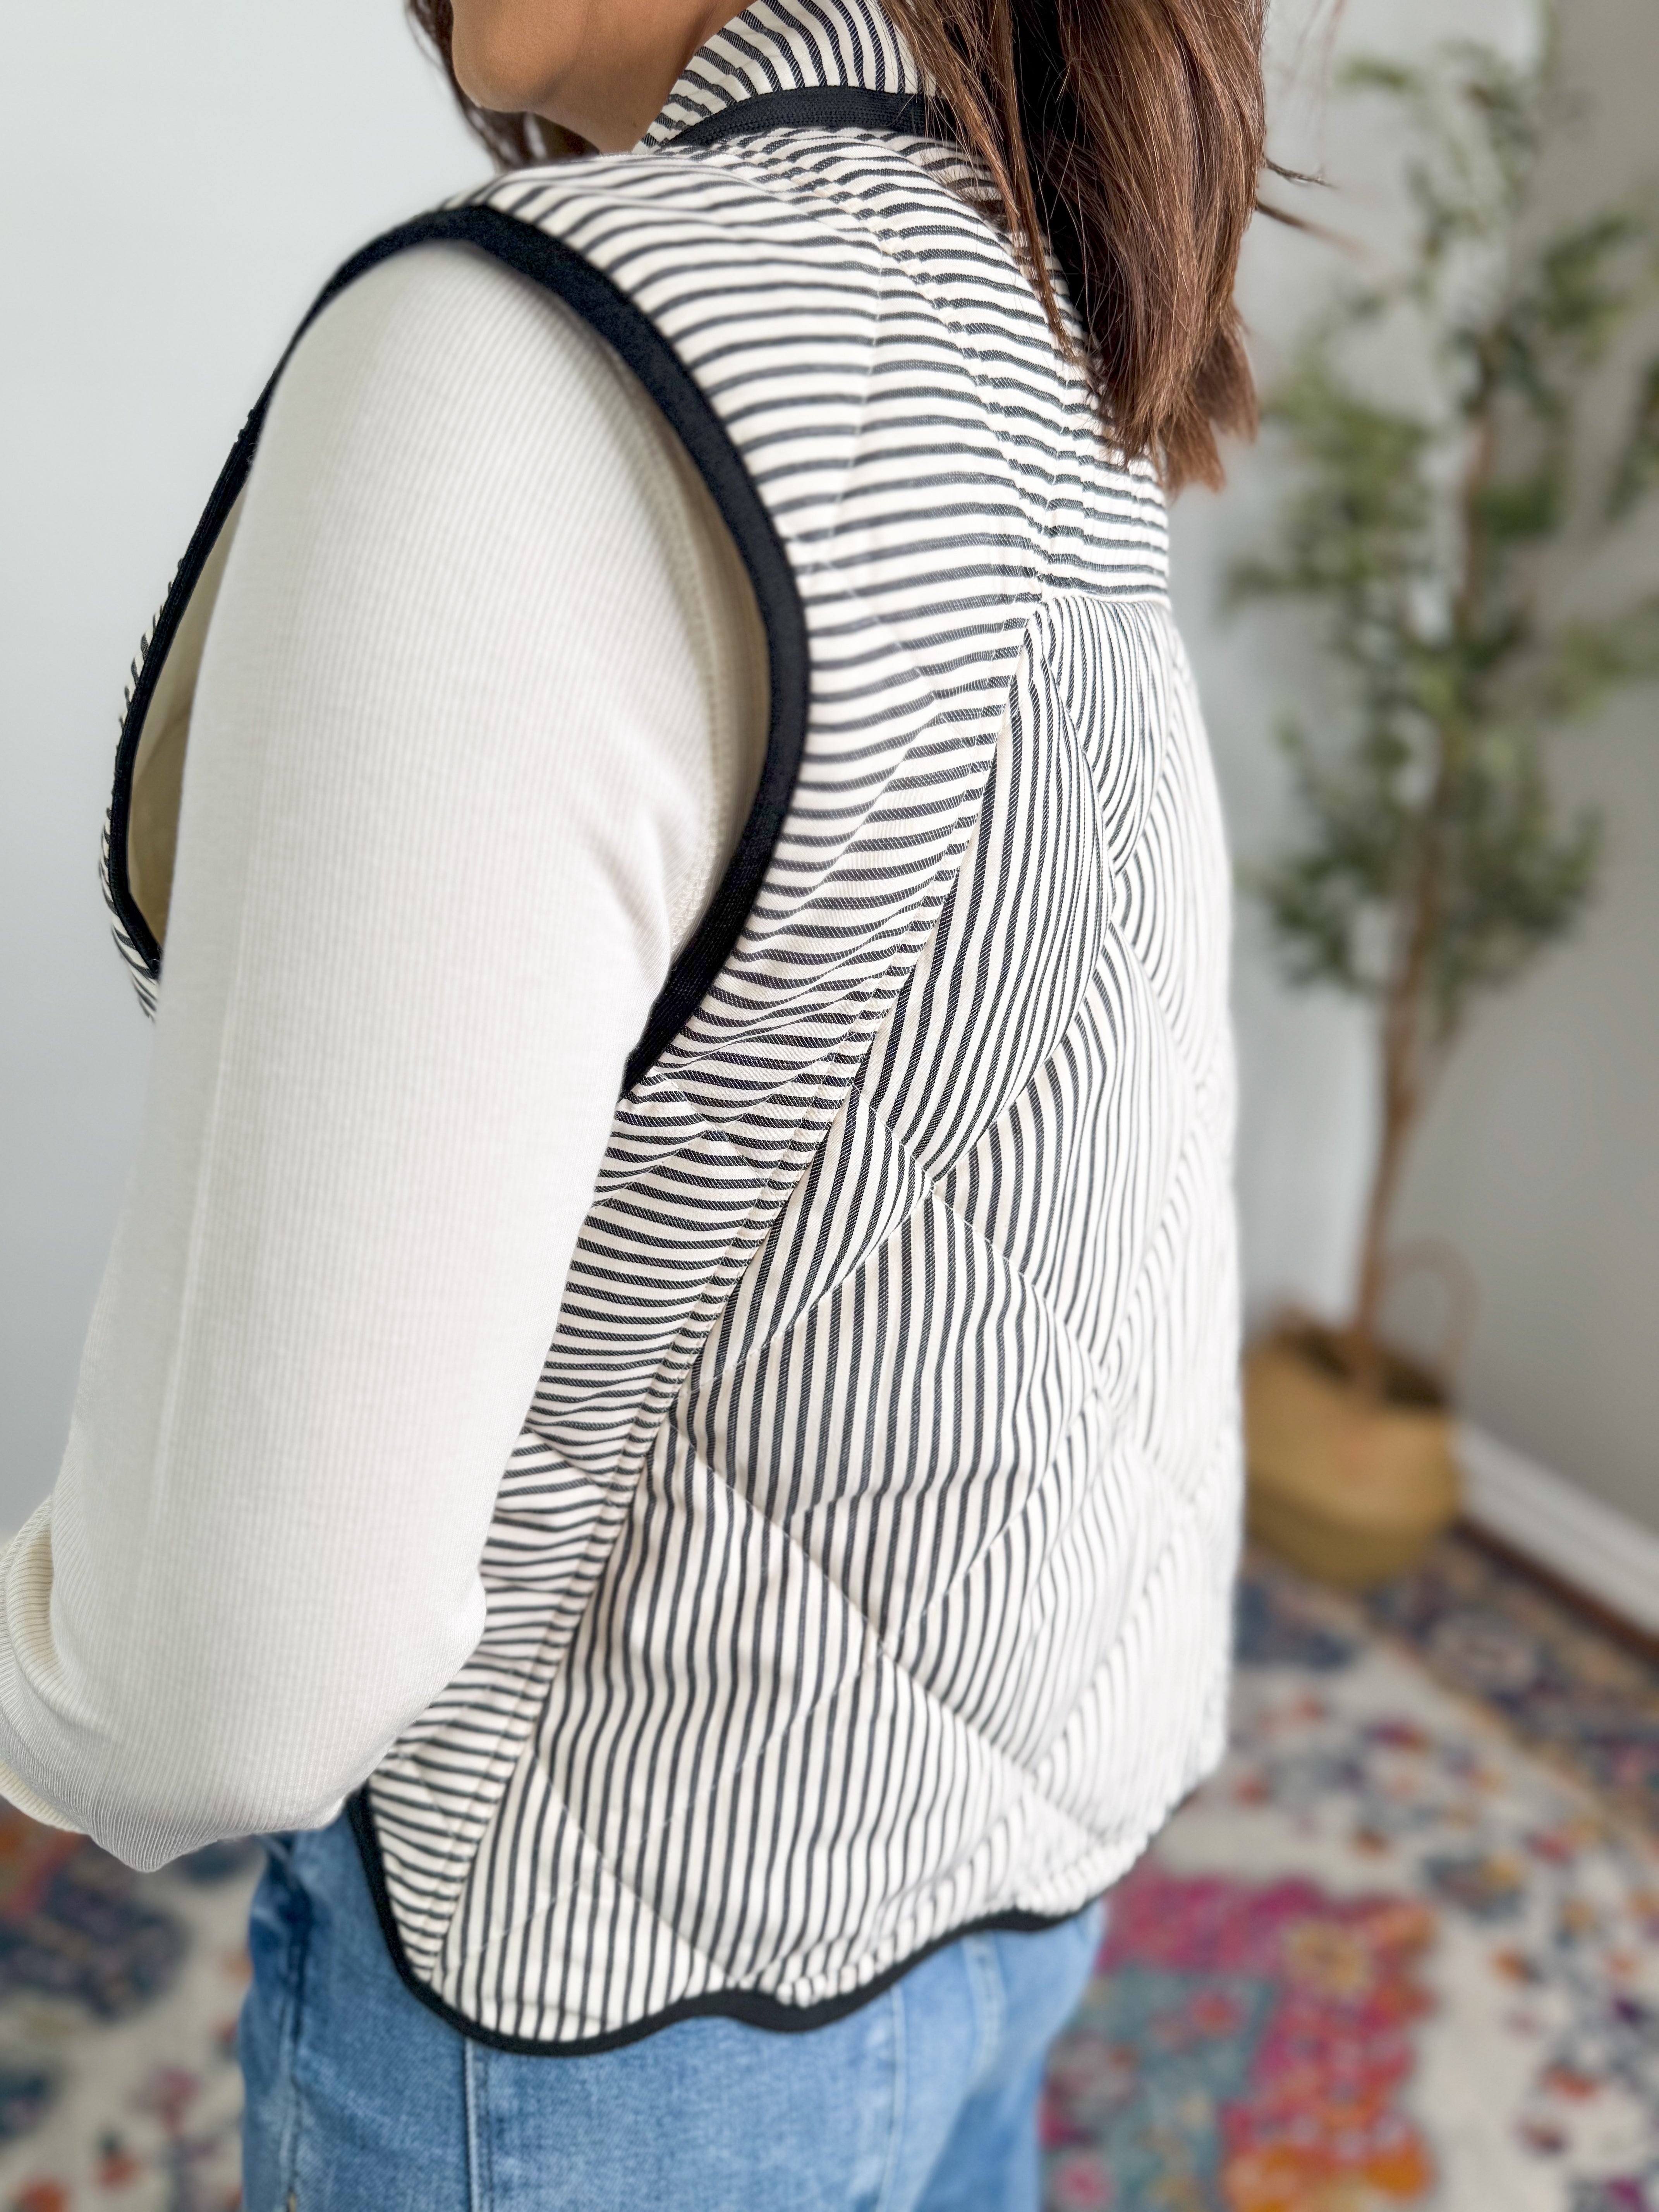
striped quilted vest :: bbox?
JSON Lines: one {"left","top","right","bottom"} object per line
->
{"left": 103, "top": 0, "right": 1241, "bottom": 2050}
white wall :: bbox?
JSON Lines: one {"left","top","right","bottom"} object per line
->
{"left": 1393, "top": 0, "right": 1659, "bottom": 1534}
{"left": 1171, "top": 0, "right": 1534, "bottom": 1321}
{"left": 1175, "top": 0, "right": 1659, "bottom": 1535}
{"left": 0, "top": 4, "right": 483, "bottom": 1528}
{"left": 2, "top": 0, "right": 1653, "bottom": 1537}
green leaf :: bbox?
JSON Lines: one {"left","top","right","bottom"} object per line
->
{"left": 1532, "top": 600, "right": 1659, "bottom": 720}
{"left": 1474, "top": 474, "right": 1561, "bottom": 544}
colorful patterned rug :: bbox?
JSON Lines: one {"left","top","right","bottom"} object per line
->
{"left": 0, "top": 1828, "right": 254, "bottom": 2211}
{"left": 1044, "top": 1539, "right": 1659, "bottom": 2212}
{"left": 1, "top": 1532, "right": 1656, "bottom": 2210}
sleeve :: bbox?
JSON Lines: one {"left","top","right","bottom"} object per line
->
{"left": 0, "top": 241, "right": 765, "bottom": 1868}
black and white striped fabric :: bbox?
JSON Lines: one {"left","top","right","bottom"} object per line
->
{"left": 102, "top": 0, "right": 1240, "bottom": 2051}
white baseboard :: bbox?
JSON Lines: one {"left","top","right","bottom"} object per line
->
{"left": 1458, "top": 1424, "right": 1659, "bottom": 1639}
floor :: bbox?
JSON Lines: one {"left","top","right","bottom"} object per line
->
{"left": 1, "top": 1532, "right": 1656, "bottom": 2211}
{"left": 1043, "top": 1537, "right": 1659, "bottom": 2210}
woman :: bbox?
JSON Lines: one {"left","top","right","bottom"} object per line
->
{"left": 0, "top": 0, "right": 1261, "bottom": 2203}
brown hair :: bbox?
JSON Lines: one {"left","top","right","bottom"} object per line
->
{"left": 405, "top": 0, "right": 1265, "bottom": 488}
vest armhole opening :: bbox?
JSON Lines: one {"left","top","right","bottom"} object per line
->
{"left": 107, "top": 204, "right": 811, "bottom": 1079}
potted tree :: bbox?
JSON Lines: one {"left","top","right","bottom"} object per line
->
{"left": 1238, "top": 24, "right": 1659, "bottom": 1587}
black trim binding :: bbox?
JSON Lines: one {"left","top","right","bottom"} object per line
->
{"left": 106, "top": 428, "right": 261, "bottom": 982}
{"left": 105, "top": 203, "right": 811, "bottom": 1097}
{"left": 347, "top": 1789, "right": 1092, "bottom": 2057}
{"left": 670, "top": 88, "right": 929, "bottom": 146}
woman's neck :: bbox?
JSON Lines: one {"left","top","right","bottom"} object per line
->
{"left": 452, "top": 1, "right": 747, "bottom": 153}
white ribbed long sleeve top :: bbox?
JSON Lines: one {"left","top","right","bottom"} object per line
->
{"left": 0, "top": 242, "right": 766, "bottom": 1867}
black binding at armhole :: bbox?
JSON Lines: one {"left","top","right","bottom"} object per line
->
{"left": 670, "top": 88, "right": 928, "bottom": 146}
{"left": 106, "top": 202, "right": 810, "bottom": 1097}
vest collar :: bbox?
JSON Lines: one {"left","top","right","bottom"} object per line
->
{"left": 638, "top": 0, "right": 922, "bottom": 151}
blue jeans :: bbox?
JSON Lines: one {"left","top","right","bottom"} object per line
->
{"left": 240, "top": 1812, "right": 1102, "bottom": 2211}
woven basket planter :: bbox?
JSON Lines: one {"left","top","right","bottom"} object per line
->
{"left": 1243, "top": 1319, "right": 1463, "bottom": 1590}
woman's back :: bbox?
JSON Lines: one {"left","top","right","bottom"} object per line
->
{"left": 304, "top": 17, "right": 1240, "bottom": 2046}
{"left": 3, "top": 0, "right": 1259, "bottom": 2186}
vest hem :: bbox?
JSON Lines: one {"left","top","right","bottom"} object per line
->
{"left": 347, "top": 1789, "right": 1098, "bottom": 2057}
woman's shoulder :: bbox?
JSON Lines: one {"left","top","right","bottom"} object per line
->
{"left": 251, "top": 231, "right": 704, "bottom": 560}
{"left": 282, "top": 235, "right": 637, "bottom": 432}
